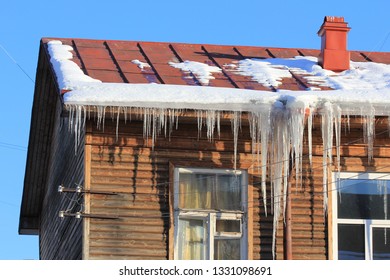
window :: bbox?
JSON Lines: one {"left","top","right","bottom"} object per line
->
{"left": 332, "top": 172, "right": 390, "bottom": 260}
{"left": 173, "top": 167, "right": 248, "bottom": 260}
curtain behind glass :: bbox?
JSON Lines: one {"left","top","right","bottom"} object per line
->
{"left": 179, "top": 172, "right": 241, "bottom": 210}
{"left": 216, "top": 174, "right": 241, "bottom": 210}
{"left": 178, "top": 219, "right": 206, "bottom": 260}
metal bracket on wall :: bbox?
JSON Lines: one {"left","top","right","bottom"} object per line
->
{"left": 58, "top": 184, "right": 118, "bottom": 195}
{"left": 58, "top": 211, "right": 119, "bottom": 220}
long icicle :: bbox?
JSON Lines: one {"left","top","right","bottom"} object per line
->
{"left": 321, "top": 102, "right": 333, "bottom": 215}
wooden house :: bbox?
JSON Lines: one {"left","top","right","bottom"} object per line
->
{"left": 19, "top": 16, "right": 390, "bottom": 260}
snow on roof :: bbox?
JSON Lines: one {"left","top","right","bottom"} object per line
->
{"left": 47, "top": 40, "right": 390, "bottom": 114}
{"left": 47, "top": 41, "right": 101, "bottom": 90}
{"left": 131, "top": 59, "right": 150, "bottom": 70}
{"left": 169, "top": 60, "right": 222, "bottom": 85}
{"left": 236, "top": 56, "right": 390, "bottom": 91}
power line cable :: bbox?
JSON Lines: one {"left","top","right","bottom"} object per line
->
{"left": 72, "top": 124, "right": 390, "bottom": 210}
{"left": 0, "top": 44, "right": 35, "bottom": 84}
{"left": 0, "top": 200, "right": 17, "bottom": 208}
{"left": 0, "top": 141, "right": 27, "bottom": 152}
{"left": 363, "top": 30, "right": 390, "bottom": 61}
{"left": 98, "top": 123, "right": 389, "bottom": 194}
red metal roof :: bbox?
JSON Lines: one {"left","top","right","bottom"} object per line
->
{"left": 41, "top": 38, "right": 390, "bottom": 92}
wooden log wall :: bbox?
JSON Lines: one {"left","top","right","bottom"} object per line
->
{"left": 287, "top": 115, "right": 390, "bottom": 260}
{"left": 84, "top": 117, "right": 279, "bottom": 259}
{"left": 83, "top": 113, "right": 390, "bottom": 260}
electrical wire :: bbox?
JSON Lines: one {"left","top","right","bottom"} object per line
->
{"left": 0, "top": 44, "right": 35, "bottom": 84}
{"left": 82, "top": 123, "right": 390, "bottom": 197}
{"left": 0, "top": 141, "right": 27, "bottom": 152}
{"left": 0, "top": 200, "right": 17, "bottom": 208}
{"left": 63, "top": 131, "right": 390, "bottom": 219}
{"left": 364, "top": 30, "right": 390, "bottom": 61}
{"left": 62, "top": 163, "right": 390, "bottom": 221}
{"left": 60, "top": 113, "right": 390, "bottom": 218}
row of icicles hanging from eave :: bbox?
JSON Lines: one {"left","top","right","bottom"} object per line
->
{"left": 65, "top": 101, "right": 380, "bottom": 258}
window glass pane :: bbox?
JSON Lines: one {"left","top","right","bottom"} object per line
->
{"left": 179, "top": 173, "right": 212, "bottom": 209}
{"left": 338, "top": 224, "right": 365, "bottom": 260}
{"left": 337, "top": 179, "right": 390, "bottom": 219}
{"left": 216, "top": 175, "right": 241, "bottom": 210}
{"left": 216, "top": 220, "right": 241, "bottom": 233}
{"left": 214, "top": 239, "right": 240, "bottom": 260}
{"left": 178, "top": 171, "right": 242, "bottom": 211}
{"left": 373, "top": 227, "right": 390, "bottom": 260}
{"left": 177, "top": 219, "right": 207, "bottom": 260}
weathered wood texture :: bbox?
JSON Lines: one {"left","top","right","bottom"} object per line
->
{"left": 20, "top": 45, "right": 59, "bottom": 234}
{"left": 85, "top": 118, "right": 275, "bottom": 259}
{"left": 39, "top": 97, "right": 85, "bottom": 260}
{"left": 286, "top": 116, "right": 390, "bottom": 260}
{"left": 84, "top": 114, "right": 390, "bottom": 260}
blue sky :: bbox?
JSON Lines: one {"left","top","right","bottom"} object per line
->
{"left": 0, "top": 0, "right": 389, "bottom": 260}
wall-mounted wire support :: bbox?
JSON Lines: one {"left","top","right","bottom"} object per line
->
{"left": 58, "top": 211, "right": 119, "bottom": 220}
{"left": 58, "top": 184, "right": 118, "bottom": 195}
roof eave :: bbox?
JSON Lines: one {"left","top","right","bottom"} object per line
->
{"left": 19, "top": 39, "right": 62, "bottom": 235}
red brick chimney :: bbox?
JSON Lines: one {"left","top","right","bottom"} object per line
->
{"left": 317, "top": 16, "right": 351, "bottom": 72}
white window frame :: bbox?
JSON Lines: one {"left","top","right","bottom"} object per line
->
{"left": 173, "top": 167, "right": 248, "bottom": 260}
{"left": 332, "top": 172, "right": 390, "bottom": 260}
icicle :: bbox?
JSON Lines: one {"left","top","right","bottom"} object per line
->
{"left": 334, "top": 106, "right": 342, "bottom": 182}
{"left": 230, "top": 111, "right": 241, "bottom": 170}
{"left": 289, "top": 105, "right": 305, "bottom": 190}
{"left": 206, "top": 110, "right": 217, "bottom": 142}
{"left": 248, "top": 111, "right": 270, "bottom": 216}
{"left": 110, "top": 106, "right": 115, "bottom": 122}
{"left": 197, "top": 110, "right": 203, "bottom": 140}
{"left": 363, "top": 107, "right": 375, "bottom": 162}
{"left": 163, "top": 109, "right": 168, "bottom": 138}
{"left": 95, "top": 106, "right": 106, "bottom": 131}
{"left": 151, "top": 109, "right": 157, "bottom": 149}
{"left": 74, "top": 105, "right": 80, "bottom": 152}
{"left": 68, "top": 104, "right": 74, "bottom": 132}
{"left": 65, "top": 104, "right": 87, "bottom": 154}
{"left": 216, "top": 111, "right": 221, "bottom": 139}
{"left": 116, "top": 106, "right": 121, "bottom": 142}
{"left": 307, "top": 108, "right": 313, "bottom": 167}
{"left": 143, "top": 108, "right": 150, "bottom": 142}
{"left": 269, "top": 105, "right": 290, "bottom": 259}
{"left": 248, "top": 112, "right": 259, "bottom": 163}
{"left": 87, "top": 105, "right": 91, "bottom": 123}
{"left": 337, "top": 178, "right": 342, "bottom": 204}
{"left": 377, "top": 180, "right": 389, "bottom": 245}
{"left": 123, "top": 107, "right": 127, "bottom": 124}
{"left": 345, "top": 112, "right": 350, "bottom": 135}
{"left": 260, "top": 111, "right": 270, "bottom": 217}
{"left": 321, "top": 102, "right": 334, "bottom": 215}
{"left": 102, "top": 107, "right": 106, "bottom": 132}
{"left": 168, "top": 109, "right": 176, "bottom": 140}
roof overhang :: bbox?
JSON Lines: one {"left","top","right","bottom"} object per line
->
{"left": 19, "top": 40, "right": 60, "bottom": 235}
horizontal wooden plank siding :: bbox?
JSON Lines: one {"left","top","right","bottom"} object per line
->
{"left": 84, "top": 113, "right": 390, "bottom": 260}
{"left": 289, "top": 116, "right": 390, "bottom": 260}
{"left": 86, "top": 118, "right": 275, "bottom": 260}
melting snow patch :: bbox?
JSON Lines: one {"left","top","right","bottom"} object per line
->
{"left": 169, "top": 60, "right": 222, "bottom": 85}
{"left": 237, "top": 58, "right": 293, "bottom": 88}
{"left": 235, "top": 56, "right": 390, "bottom": 91}
{"left": 131, "top": 59, "right": 150, "bottom": 70}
